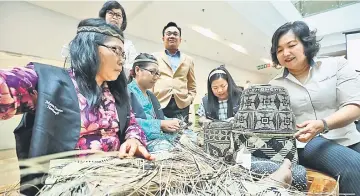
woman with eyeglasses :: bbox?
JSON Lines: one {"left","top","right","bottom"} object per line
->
{"left": 99, "top": 1, "right": 138, "bottom": 77}
{"left": 127, "top": 53, "right": 190, "bottom": 152}
{"left": 0, "top": 18, "right": 153, "bottom": 195}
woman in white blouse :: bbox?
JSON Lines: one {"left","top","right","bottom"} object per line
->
{"left": 269, "top": 21, "right": 360, "bottom": 194}
{"left": 99, "top": 1, "right": 138, "bottom": 77}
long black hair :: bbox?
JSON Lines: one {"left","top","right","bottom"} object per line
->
{"left": 207, "top": 66, "right": 241, "bottom": 120}
{"left": 69, "top": 18, "right": 128, "bottom": 109}
{"left": 128, "top": 53, "right": 158, "bottom": 83}
{"left": 99, "top": 1, "right": 127, "bottom": 31}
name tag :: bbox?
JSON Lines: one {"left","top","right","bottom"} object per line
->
{"left": 318, "top": 74, "right": 336, "bottom": 82}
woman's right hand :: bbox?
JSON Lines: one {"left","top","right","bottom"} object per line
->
{"left": 161, "top": 119, "right": 181, "bottom": 132}
{"left": 202, "top": 119, "right": 213, "bottom": 124}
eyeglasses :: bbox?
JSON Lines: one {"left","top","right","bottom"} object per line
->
{"left": 98, "top": 43, "right": 126, "bottom": 62}
{"left": 141, "top": 68, "right": 161, "bottom": 77}
{"left": 106, "top": 10, "right": 122, "bottom": 19}
{"left": 165, "top": 31, "right": 180, "bottom": 37}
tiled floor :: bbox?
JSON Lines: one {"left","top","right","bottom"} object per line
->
{"left": 0, "top": 149, "right": 20, "bottom": 195}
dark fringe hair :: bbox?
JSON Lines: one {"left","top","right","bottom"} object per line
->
{"left": 270, "top": 21, "right": 320, "bottom": 67}
{"left": 99, "top": 1, "right": 127, "bottom": 31}
{"left": 207, "top": 66, "right": 241, "bottom": 120}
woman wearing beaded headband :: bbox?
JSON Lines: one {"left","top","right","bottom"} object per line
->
{"left": 127, "top": 53, "right": 198, "bottom": 152}
{"left": 0, "top": 18, "right": 153, "bottom": 195}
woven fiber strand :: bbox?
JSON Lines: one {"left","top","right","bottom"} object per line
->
{"left": 9, "top": 135, "right": 310, "bottom": 196}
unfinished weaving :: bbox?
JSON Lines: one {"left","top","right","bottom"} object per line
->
{"left": 34, "top": 136, "right": 305, "bottom": 196}
{"left": 203, "top": 121, "right": 234, "bottom": 160}
{"left": 233, "top": 84, "right": 299, "bottom": 164}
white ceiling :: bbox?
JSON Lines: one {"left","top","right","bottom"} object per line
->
{"left": 25, "top": 1, "right": 360, "bottom": 76}
{"left": 27, "top": 1, "right": 280, "bottom": 76}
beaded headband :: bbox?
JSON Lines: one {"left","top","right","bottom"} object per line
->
{"left": 133, "top": 59, "right": 158, "bottom": 65}
{"left": 209, "top": 70, "right": 226, "bottom": 80}
{"left": 77, "top": 26, "right": 124, "bottom": 43}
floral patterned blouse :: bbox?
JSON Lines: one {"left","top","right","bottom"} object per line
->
{"left": 0, "top": 63, "right": 147, "bottom": 151}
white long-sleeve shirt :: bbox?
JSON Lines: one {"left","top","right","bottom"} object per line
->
{"left": 270, "top": 57, "right": 360, "bottom": 148}
{"left": 123, "top": 39, "right": 138, "bottom": 70}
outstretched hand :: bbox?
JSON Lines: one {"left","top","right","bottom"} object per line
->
{"left": 119, "top": 138, "right": 155, "bottom": 161}
{"left": 294, "top": 120, "right": 324, "bottom": 143}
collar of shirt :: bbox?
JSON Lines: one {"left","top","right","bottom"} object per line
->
{"left": 218, "top": 99, "right": 228, "bottom": 103}
{"left": 165, "top": 49, "right": 180, "bottom": 57}
{"left": 274, "top": 58, "right": 320, "bottom": 80}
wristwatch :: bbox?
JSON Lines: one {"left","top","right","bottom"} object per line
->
{"left": 321, "top": 119, "right": 330, "bottom": 134}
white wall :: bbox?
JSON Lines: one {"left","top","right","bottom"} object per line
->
{"left": 262, "top": 1, "right": 360, "bottom": 57}
{"left": 0, "top": 1, "right": 270, "bottom": 101}
{"left": 346, "top": 33, "right": 360, "bottom": 71}
{"left": 0, "top": 1, "right": 78, "bottom": 61}
{"left": 0, "top": 1, "right": 269, "bottom": 149}
{"left": 303, "top": 3, "right": 360, "bottom": 55}
{"left": 304, "top": 3, "right": 360, "bottom": 37}
{"left": 127, "top": 34, "right": 269, "bottom": 103}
